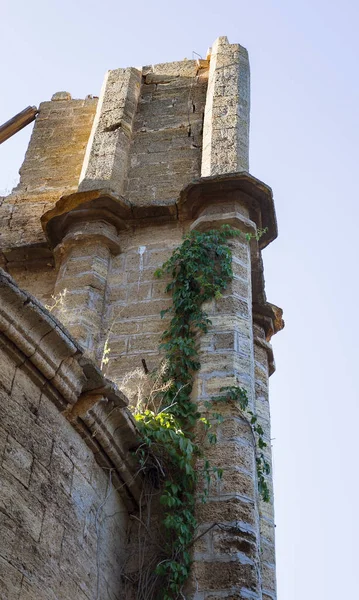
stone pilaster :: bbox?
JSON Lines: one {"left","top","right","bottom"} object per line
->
{"left": 253, "top": 324, "right": 276, "bottom": 599}
{"left": 252, "top": 304, "right": 283, "bottom": 600}
{"left": 79, "top": 67, "right": 142, "bottom": 195}
{"left": 41, "top": 194, "right": 126, "bottom": 362}
{"left": 192, "top": 224, "right": 262, "bottom": 599}
{"left": 177, "top": 174, "right": 279, "bottom": 600}
{"left": 201, "top": 36, "right": 250, "bottom": 176}
{"left": 52, "top": 220, "right": 120, "bottom": 359}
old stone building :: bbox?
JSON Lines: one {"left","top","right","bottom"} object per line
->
{"left": 0, "top": 36, "right": 283, "bottom": 599}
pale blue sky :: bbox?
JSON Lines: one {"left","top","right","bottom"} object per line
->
{"left": 2, "top": 1, "right": 359, "bottom": 597}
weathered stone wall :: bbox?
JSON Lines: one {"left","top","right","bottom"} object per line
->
{"left": 4, "top": 263, "right": 56, "bottom": 308}
{"left": 104, "top": 222, "right": 185, "bottom": 382}
{"left": 0, "top": 93, "right": 97, "bottom": 301}
{"left": 15, "top": 94, "right": 98, "bottom": 197}
{"left": 0, "top": 344, "right": 128, "bottom": 600}
{"left": 125, "top": 60, "right": 208, "bottom": 206}
{"left": 0, "top": 192, "right": 53, "bottom": 249}
{"left": 0, "top": 94, "right": 97, "bottom": 253}
{"left": 79, "top": 69, "right": 142, "bottom": 196}
{"left": 0, "top": 270, "right": 142, "bottom": 600}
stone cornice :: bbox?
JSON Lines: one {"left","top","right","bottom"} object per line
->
{"left": 41, "top": 189, "right": 132, "bottom": 250}
{"left": 253, "top": 302, "right": 284, "bottom": 341}
{"left": 178, "top": 172, "right": 277, "bottom": 249}
{"left": 39, "top": 171, "right": 277, "bottom": 251}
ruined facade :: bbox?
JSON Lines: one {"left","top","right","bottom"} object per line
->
{"left": 0, "top": 37, "right": 283, "bottom": 599}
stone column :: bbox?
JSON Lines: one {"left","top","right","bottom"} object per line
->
{"left": 190, "top": 217, "right": 262, "bottom": 599}
{"left": 78, "top": 67, "right": 142, "bottom": 195}
{"left": 178, "top": 173, "right": 281, "bottom": 600}
{"left": 201, "top": 36, "right": 250, "bottom": 176}
{"left": 41, "top": 193, "right": 128, "bottom": 363}
{"left": 52, "top": 220, "right": 120, "bottom": 361}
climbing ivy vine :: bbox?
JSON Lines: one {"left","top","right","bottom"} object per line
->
{"left": 133, "top": 224, "right": 270, "bottom": 600}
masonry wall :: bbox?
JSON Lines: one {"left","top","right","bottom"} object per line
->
{"left": 0, "top": 95, "right": 97, "bottom": 255}
{"left": 0, "top": 338, "right": 129, "bottom": 600}
{"left": 5, "top": 263, "right": 57, "bottom": 308}
{"left": 16, "top": 95, "right": 98, "bottom": 197}
{"left": 125, "top": 60, "right": 208, "bottom": 205}
{"left": 0, "top": 37, "right": 282, "bottom": 600}
{"left": 103, "top": 222, "right": 185, "bottom": 381}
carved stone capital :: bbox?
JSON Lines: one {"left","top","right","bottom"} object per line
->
{"left": 177, "top": 171, "right": 277, "bottom": 249}
{"left": 41, "top": 189, "right": 130, "bottom": 253}
{"left": 253, "top": 302, "right": 284, "bottom": 342}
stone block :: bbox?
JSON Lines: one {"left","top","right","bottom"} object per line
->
{"left": 50, "top": 444, "right": 74, "bottom": 496}
{"left": 260, "top": 517, "right": 276, "bottom": 546}
{"left": 113, "top": 298, "right": 171, "bottom": 320}
{"left": 0, "top": 388, "right": 53, "bottom": 467}
{"left": 39, "top": 509, "right": 64, "bottom": 562}
{"left": 126, "top": 283, "right": 152, "bottom": 303}
{"left": 196, "top": 497, "right": 256, "bottom": 529}
{"left": 260, "top": 540, "right": 275, "bottom": 567}
{"left": 0, "top": 345, "right": 17, "bottom": 393}
{"left": 3, "top": 435, "right": 33, "bottom": 487}
{"left": 0, "top": 555, "right": 23, "bottom": 599}
{"left": 0, "top": 466, "right": 45, "bottom": 541}
{"left": 136, "top": 318, "right": 164, "bottom": 335}
{"left": 216, "top": 417, "right": 253, "bottom": 444}
{"left": 218, "top": 467, "right": 255, "bottom": 499}
{"left": 126, "top": 266, "right": 160, "bottom": 283}
{"left": 261, "top": 561, "right": 276, "bottom": 594}
{"left": 204, "top": 441, "right": 255, "bottom": 474}
{"left": 0, "top": 511, "right": 17, "bottom": 561}
{"left": 192, "top": 560, "right": 258, "bottom": 592}
{"left": 213, "top": 332, "right": 235, "bottom": 350}
{"left": 0, "top": 426, "right": 7, "bottom": 461}
{"left": 128, "top": 333, "right": 161, "bottom": 353}
{"left": 19, "top": 579, "right": 59, "bottom": 600}
{"left": 106, "top": 319, "right": 138, "bottom": 336}
{"left": 212, "top": 526, "right": 257, "bottom": 559}
{"left": 215, "top": 295, "right": 250, "bottom": 319}
{"left": 203, "top": 375, "right": 238, "bottom": 395}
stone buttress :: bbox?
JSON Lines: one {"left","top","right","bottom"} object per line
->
{"left": 0, "top": 36, "right": 283, "bottom": 600}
